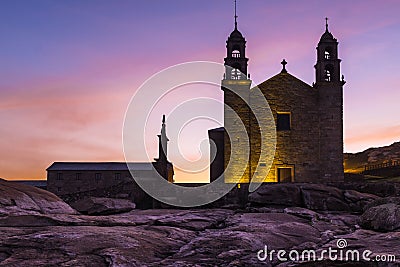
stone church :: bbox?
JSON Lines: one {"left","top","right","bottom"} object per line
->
{"left": 209, "top": 18, "right": 346, "bottom": 184}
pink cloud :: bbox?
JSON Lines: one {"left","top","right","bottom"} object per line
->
{"left": 2, "top": 0, "right": 400, "bottom": 182}
{"left": 345, "top": 125, "right": 400, "bottom": 152}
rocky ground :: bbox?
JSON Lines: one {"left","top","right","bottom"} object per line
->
{"left": 0, "top": 179, "right": 399, "bottom": 266}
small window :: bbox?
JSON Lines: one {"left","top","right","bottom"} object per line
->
{"left": 277, "top": 113, "right": 291, "bottom": 131}
{"left": 75, "top": 173, "right": 81, "bottom": 180}
{"left": 95, "top": 173, "right": 102, "bottom": 182}
{"left": 57, "top": 187, "right": 61, "bottom": 192}
{"left": 57, "top": 173, "right": 63, "bottom": 180}
{"left": 324, "top": 50, "right": 330, "bottom": 59}
{"left": 232, "top": 50, "right": 240, "bottom": 58}
{"left": 115, "top": 173, "right": 121, "bottom": 180}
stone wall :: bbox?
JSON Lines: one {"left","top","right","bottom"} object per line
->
{"left": 213, "top": 71, "right": 344, "bottom": 183}
{"left": 317, "top": 81, "right": 344, "bottom": 182}
{"left": 47, "top": 169, "right": 161, "bottom": 209}
{"left": 253, "top": 72, "right": 320, "bottom": 182}
{"left": 222, "top": 79, "right": 252, "bottom": 183}
{"left": 47, "top": 170, "right": 133, "bottom": 195}
{"left": 208, "top": 128, "right": 224, "bottom": 182}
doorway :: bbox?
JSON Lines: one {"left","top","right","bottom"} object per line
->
{"left": 277, "top": 167, "right": 294, "bottom": 183}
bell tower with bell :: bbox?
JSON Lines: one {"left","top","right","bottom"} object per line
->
{"left": 315, "top": 18, "right": 346, "bottom": 181}
{"left": 221, "top": 0, "right": 253, "bottom": 183}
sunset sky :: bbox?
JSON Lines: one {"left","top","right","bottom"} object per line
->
{"left": 1, "top": 0, "right": 399, "bottom": 182}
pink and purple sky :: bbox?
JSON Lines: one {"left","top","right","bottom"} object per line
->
{"left": 1, "top": 0, "right": 399, "bottom": 182}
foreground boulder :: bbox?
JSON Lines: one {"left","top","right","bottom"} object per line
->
{"left": 70, "top": 197, "right": 136, "bottom": 215}
{"left": 248, "top": 183, "right": 380, "bottom": 212}
{"left": 337, "top": 181, "right": 400, "bottom": 197}
{"left": 343, "top": 190, "right": 380, "bottom": 211}
{"left": 300, "top": 184, "right": 349, "bottom": 211}
{"left": 363, "top": 196, "right": 400, "bottom": 211}
{"left": 0, "top": 179, "right": 76, "bottom": 216}
{"left": 0, "top": 224, "right": 196, "bottom": 266}
{"left": 284, "top": 207, "right": 319, "bottom": 220}
{"left": 247, "top": 184, "right": 302, "bottom": 207}
{"left": 360, "top": 203, "right": 400, "bottom": 232}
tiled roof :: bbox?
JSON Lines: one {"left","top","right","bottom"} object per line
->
{"left": 46, "top": 162, "right": 154, "bottom": 171}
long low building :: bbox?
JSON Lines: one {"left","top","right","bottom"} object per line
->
{"left": 46, "top": 116, "right": 174, "bottom": 208}
{"left": 46, "top": 162, "right": 164, "bottom": 195}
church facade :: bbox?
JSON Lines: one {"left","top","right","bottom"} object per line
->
{"left": 209, "top": 19, "right": 345, "bottom": 183}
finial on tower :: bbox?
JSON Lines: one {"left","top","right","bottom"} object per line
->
{"left": 162, "top": 114, "right": 165, "bottom": 124}
{"left": 234, "top": 0, "right": 238, "bottom": 29}
{"left": 281, "top": 59, "right": 288, "bottom": 73}
{"left": 325, "top": 17, "right": 329, "bottom": 31}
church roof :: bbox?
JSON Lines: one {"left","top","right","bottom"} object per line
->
{"left": 254, "top": 72, "right": 314, "bottom": 92}
{"left": 229, "top": 28, "right": 244, "bottom": 39}
{"left": 319, "top": 19, "right": 337, "bottom": 43}
{"left": 320, "top": 30, "right": 333, "bottom": 40}
{"left": 47, "top": 162, "right": 154, "bottom": 171}
{"left": 320, "top": 30, "right": 337, "bottom": 42}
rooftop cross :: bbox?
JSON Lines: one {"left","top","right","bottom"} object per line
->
{"left": 281, "top": 59, "right": 288, "bottom": 73}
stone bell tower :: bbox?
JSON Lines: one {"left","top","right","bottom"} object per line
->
{"left": 221, "top": 1, "right": 253, "bottom": 183}
{"left": 314, "top": 18, "right": 346, "bottom": 182}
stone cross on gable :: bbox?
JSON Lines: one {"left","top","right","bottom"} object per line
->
{"left": 281, "top": 59, "right": 288, "bottom": 73}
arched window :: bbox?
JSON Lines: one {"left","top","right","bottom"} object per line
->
{"left": 324, "top": 69, "right": 331, "bottom": 82}
{"left": 232, "top": 50, "right": 240, "bottom": 58}
{"left": 231, "top": 68, "right": 241, "bottom": 79}
{"left": 324, "top": 47, "right": 333, "bottom": 59}
{"left": 324, "top": 64, "right": 334, "bottom": 82}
